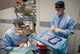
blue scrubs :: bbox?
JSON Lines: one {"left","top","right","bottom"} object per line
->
{"left": 51, "top": 13, "right": 76, "bottom": 39}
{"left": 51, "top": 13, "right": 76, "bottom": 54}
{"left": 1, "top": 27, "right": 29, "bottom": 52}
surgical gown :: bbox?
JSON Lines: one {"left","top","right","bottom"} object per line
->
{"left": 51, "top": 13, "right": 76, "bottom": 54}
{"left": 51, "top": 13, "right": 76, "bottom": 39}
{"left": 1, "top": 27, "right": 30, "bottom": 52}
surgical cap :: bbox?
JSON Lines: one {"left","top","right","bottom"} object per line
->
{"left": 55, "top": 1, "right": 65, "bottom": 8}
{"left": 13, "top": 16, "right": 24, "bottom": 23}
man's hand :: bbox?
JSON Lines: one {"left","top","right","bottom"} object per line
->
{"left": 51, "top": 26, "right": 55, "bottom": 32}
{"left": 51, "top": 26, "right": 65, "bottom": 33}
{"left": 19, "top": 43, "right": 27, "bottom": 48}
{"left": 51, "top": 26, "right": 60, "bottom": 32}
{"left": 27, "top": 40, "right": 33, "bottom": 46}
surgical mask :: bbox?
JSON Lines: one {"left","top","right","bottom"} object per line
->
{"left": 15, "top": 27, "right": 22, "bottom": 36}
{"left": 57, "top": 11, "right": 62, "bottom": 16}
{"left": 15, "top": 25, "right": 25, "bottom": 36}
{"left": 15, "top": 25, "right": 32, "bottom": 36}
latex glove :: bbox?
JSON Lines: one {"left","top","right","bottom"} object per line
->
{"left": 51, "top": 26, "right": 55, "bottom": 31}
{"left": 51, "top": 26, "right": 58, "bottom": 32}
{"left": 55, "top": 28, "right": 65, "bottom": 33}
{"left": 19, "top": 43, "right": 27, "bottom": 48}
{"left": 51, "top": 26, "right": 65, "bottom": 33}
{"left": 54, "top": 28, "right": 60, "bottom": 32}
{"left": 27, "top": 40, "right": 33, "bottom": 46}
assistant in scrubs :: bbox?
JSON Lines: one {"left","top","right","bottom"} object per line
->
{"left": 50, "top": 1, "right": 76, "bottom": 54}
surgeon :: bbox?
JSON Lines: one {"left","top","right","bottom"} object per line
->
{"left": 50, "top": 1, "right": 76, "bottom": 54}
{"left": 1, "top": 16, "right": 34, "bottom": 53}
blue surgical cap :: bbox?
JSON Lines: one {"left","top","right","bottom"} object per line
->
{"left": 55, "top": 1, "right": 65, "bottom": 8}
{"left": 13, "top": 16, "right": 24, "bottom": 23}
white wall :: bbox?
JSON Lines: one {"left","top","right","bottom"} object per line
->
{"left": 0, "top": 7, "right": 15, "bottom": 38}
{"left": 0, "top": 0, "right": 17, "bottom": 10}
{"left": 39, "top": 0, "right": 80, "bottom": 54}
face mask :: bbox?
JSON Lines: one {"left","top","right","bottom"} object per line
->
{"left": 57, "top": 11, "right": 62, "bottom": 16}
{"left": 15, "top": 25, "right": 32, "bottom": 36}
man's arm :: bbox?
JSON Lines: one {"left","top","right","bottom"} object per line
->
{"left": 1, "top": 33, "right": 14, "bottom": 52}
{"left": 62, "top": 19, "right": 76, "bottom": 36}
{"left": 51, "top": 19, "right": 76, "bottom": 36}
